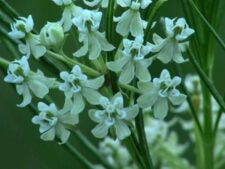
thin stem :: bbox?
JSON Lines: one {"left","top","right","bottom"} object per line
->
{"left": 71, "top": 130, "right": 115, "bottom": 169}
{"left": 188, "top": 0, "right": 225, "bottom": 53}
{"left": 213, "top": 95, "right": 225, "bottom": 134}
{"left": 202, "top": 84, "right": 214, "bottom": 169}
{"left": 118, "top": 82, "right": 142, "bottom": 94}
{"left": 64, "top": 142, "right": 95, "bottom": 169}
{"left": 46, "top": 50, "right": 101, "bottom": 77}
{"left": 124, "top": 132, "right": 146, "bottom": 169}
{"left": 173, "top": 65, "right": 203, "bottom": 135}
{"left": 0, "top": 0, "right": 19, "bottom": 19}
{"left": 135, "top": 111, "right": 154, "bottom": 169}
{"left": 0, "top": 57, "right": 9, "bottom": 70}
{"left": 187, "top": 49, "right": 225, "bottom": 113}
{"left": 144, "top": 0, "right": 168, "bottom": 43}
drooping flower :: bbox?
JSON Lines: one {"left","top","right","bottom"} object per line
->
{"left": 150, "top": 18, "right": 194, "bottom": 64}
{"left": 32, "top": 102, "right": 78, "bottom": 144}
{"left": 59, "top": 65, "right": 104, "bottom": 114}
{"left": 72, "top": 9, "right": 114, "bottom": 60}
{"left": 89, "top": 92, "right": 139, "bottom": 140}
{"left": 114, "top": 0, "right": 152, "bottom": 37}
{"left": 137, "top": 69, "right": 186, "bottom": 119}
{"left": 51, "top": 0, "right": 82, "bottom": 32}
{"left": 8, "top": 15, "right": 46, "bottom": 59}
{"left": 40, "top": 22, "right": 65, "bottom": 51}
{"left": 107, "top": 36, "right": 152, "bottom": 84}
{"left": 4, "top": 56, "right": 56, "bottom": 107}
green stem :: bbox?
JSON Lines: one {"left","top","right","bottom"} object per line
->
{"left": 46, "top": 50, "right": 101, "bottom": 77}
{"left": 0, "top": 0, "right": 19, "bottom": 19}
{"left": 118, "top": 82, "right": 142, "bottom": 94}
{"left": 71, "top": 130, "right": 115, "bottom": 169}
{"left": 124, "top": 132, "right": 146, "bottom": 169}
{"left": 187, "top": 49, "right": 225, "bottom": 113}
{"left": 202, "top": 84, "right": 214, "bottom": 169}
{"left": 173, "top": 65, "right": 203, "bottom": 135}
{"left": 188, "top": 0, "right": 225, "bottom": 52}
{"left": 144, "top": 0, "right": 168, "bottom": 43}
{"left": 0, "top": 57, "right": 9, "bottom": 70}
{"left": 135, "top": 111, "right": 154, "bottom": 169}
{"left": 64, "top": 142, "right": 95, "bottom": 169}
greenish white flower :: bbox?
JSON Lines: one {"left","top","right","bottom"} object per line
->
{"left": 114, "top": 0, "right": 152, "bottom": 37}
{"left": 18, "top": 34, "right": 47, "bottom": 59}
{"left": 107, "top": 36, "right": 152, "bottom": 84}
{"left": 8, "top": 15, "right": 46, "bottom": 59}
{"left": 51, "top": 0, "right": 82, "bottom": 32}
{"left": 150, "top": 18, "right": 194, "bottom": 64}
{"left": 8, "top": 15, "right": 34, "bottom": 39}
{"left": 40, "top": 22, "right": 65, "bottom": 51}
{"left": 4, "top": 56, "right": 56, "bottom": 107}
{"left": 72, "top": 9, "right": 114, "bottom": 60}
{"left": 32, "top": 102, "right": 78, "bottom": 144}
{"left": 89, "top": 93, "right": 139, "bottom": 140}
{"left": 59, "top": 65, "right": 104, "bottom": 114}
{"left": 137, "top": 69, "right": 186, "bottom": 119}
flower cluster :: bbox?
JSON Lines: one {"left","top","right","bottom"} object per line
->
{"left": 3, "top": 0, "right": 194, "bottom": 145}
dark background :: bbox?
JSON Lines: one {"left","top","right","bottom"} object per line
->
{"left": 0, "top": 0, "right": 225, "bottom": 169}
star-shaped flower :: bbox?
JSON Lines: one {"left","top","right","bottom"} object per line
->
{"left": 150, "top": 18, "right": 194, "bottom": 64}
{"left": 89, "top": 93, "right": 139, "bottom": 140}
{"left": 72, "top": 9, "right": 114, "bottom": 60}
{"left": 32, "top": 102, "right": 78, "bottom": 144}
{"left": 107, "top": 36, "right": 152, "bottom": 84}
{"left": 59, "top": 65, "right": 104, "bottom": 114}
{"left": 137, "top": 69, "right": 186, "bottom": 119}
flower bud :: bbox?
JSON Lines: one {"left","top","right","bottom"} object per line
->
{"left": 40, "top": 22, "right": 64, "bottom": 51}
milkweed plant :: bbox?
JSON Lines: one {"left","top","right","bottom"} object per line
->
{"left": 0, "top": 0, "right": 225, "bottom": 169}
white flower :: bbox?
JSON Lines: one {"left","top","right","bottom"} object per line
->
{"left": 89, "top": 93, "right": 139, "bottom": 140}
{"left": 164, "top": 17, "right": 195, "bottom": 41}
{"left": 18, "top": 34, "right": 47, "bottom": 59}
{"left": 114, "top": 0, "right": 152, "bottom": 37}
{"left": 107, "top": 36, "right": 152, "bottom": 84}
{"left": 4, "top": 56, "right": 56, "bottom": 107}
{"left": 40, "top": 22, "right": 65, "bottom": 51}
{"left": 8, "top": 15, "right": 34, "bottom": 39}
{"left": 59, "top": 65, "right": 104, "bottom": 114}
{"left": 150, "top": 18, "right": 194, "bottom": 64}
{"left": 137, "top": 69, "right": 186, "bottom": 119}
{"left": 72, "top": 9, "right": 114, "bottom": 60}
{"left": 51, "top": 0, "right": 82, "bottom": 32}
{"left": 32, "top": 102, "right": 78, "bottom": 144}
{"left": 8, "top": 15, "right": 46, "bottom": 59}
